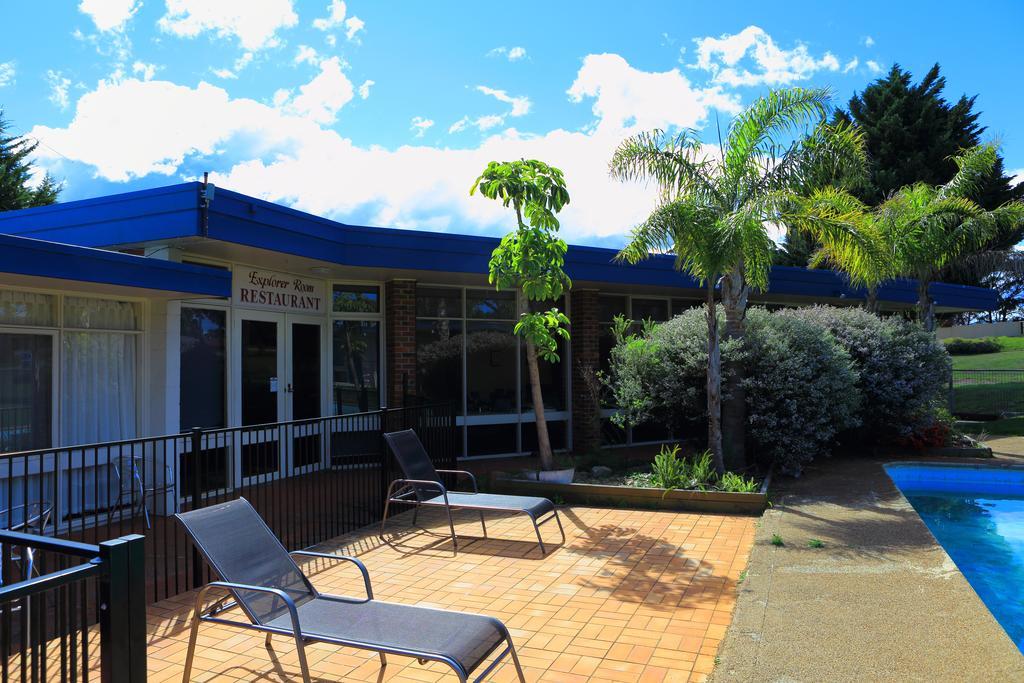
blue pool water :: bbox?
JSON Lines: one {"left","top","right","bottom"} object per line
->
{"left": 887, "top": 463, "right": 1024, "bottom": 653}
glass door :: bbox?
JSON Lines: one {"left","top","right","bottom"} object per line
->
{"left": 286, "top": 318, "right": 325, "bottom": 471}
{"left": 236, "top": 312, "right": 285, "bottom": 481}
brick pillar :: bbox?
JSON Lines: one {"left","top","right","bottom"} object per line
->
{"left": 570, "top": 289, "right": 601, "bottom": 454}
{"left": 385, "top": 280, "right": 417, "bottom": 407}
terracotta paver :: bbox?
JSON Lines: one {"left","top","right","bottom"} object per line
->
{"left": 139, "top": 505, "right": 754, "bottom": 681}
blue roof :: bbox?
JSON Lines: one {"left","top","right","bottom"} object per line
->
{"left": 0, "top": 232, "right": 230, "bottom": 298}
{"left": 0, "top": 182, "right": 997, "bottom": 310}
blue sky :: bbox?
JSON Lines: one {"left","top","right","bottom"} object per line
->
{"left": 1, "top": 0, "right": 1021, "bottom": 247}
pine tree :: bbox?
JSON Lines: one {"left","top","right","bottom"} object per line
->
{"left": 0, "top": 111, "right": 61, "bottom": 211}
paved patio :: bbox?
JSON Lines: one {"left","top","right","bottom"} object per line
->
{"left": 143, "top": 505, "right": 755, "bottom": 682}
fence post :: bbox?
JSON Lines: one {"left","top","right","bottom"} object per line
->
{"left": 949, "top": 370, "right": 955, "bottom": 414}
{"left": 190, "top": 427, "right": 204, "bottom": 588}
{"left": 98, "top": 535, "right": 147, "bottom": 683}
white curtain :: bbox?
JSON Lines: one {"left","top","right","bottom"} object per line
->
{"left": 61, "top": 297, "right": 138, "bottom": 447}
{"left": 0, "top": 290, "right": 55, "bottom": 327}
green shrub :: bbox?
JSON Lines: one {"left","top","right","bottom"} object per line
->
{"left": 720, "top": 471, "right": 760, "bottom": 493}
{"left": 651, "top": 444, "right": 687, "bottom": 489}
{"left": 944, "top": 337, "right": 1001, "bottom": 355}
{"left": 784, "top": 307, "right": 951, "bottom": 439}
{"left": 606, "top": 306, "right": 868, "bottom": 475}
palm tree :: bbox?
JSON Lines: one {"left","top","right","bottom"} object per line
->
{"left": 797, "top": 144, "right": 1024, "bottom": 331}
{"left": 610, "top": 87, "right": 866, "bottom": 472}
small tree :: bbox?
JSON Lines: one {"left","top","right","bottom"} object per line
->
{"left": 471, "top": 160, "right": 571, "bottom": 470}
{"left": 0, "top": 111, "right": 61, "bottom": 211}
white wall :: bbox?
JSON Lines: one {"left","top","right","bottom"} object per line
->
{"left": 938, "top": 320, "right": 1024, "bottom": 339}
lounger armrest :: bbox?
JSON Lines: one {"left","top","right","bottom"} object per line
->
{"left": 197, "top": 581, "right": 303, "bottom": 633}
{"left": 436, "top": 469, "right": 478, "bottom": 493}
{"left": 289, "top": 551, "right": 373, "bottom": 599}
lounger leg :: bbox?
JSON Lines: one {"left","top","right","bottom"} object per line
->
{"left": 444, "top": 503, "right": 459, "bottom": 550}
{"left": 379, "top": 651, "right": 387, "bottom": 667}
{"left": 181, "top": 599, "right": 204, "bottom": 682}
{"left": 553, "top": 509, "right": 566, "bottom": 545}
{"left": 412, "top": 504, "right": 419, "bottom": 527}
{"left": 380, "top": 495, "right": 393, "bottom": 539}
{"left": 265, "top": 633, "right": 272, "bottom": 649}
{"left": 508, "top": 637, "right": 526, "bottom": 683}
{"left": 478, "top": 510, "right": 487, "bottom": 538}
{"left": 527, "top": 513, "right": 547, "bottom": 555}
{"left": 292, "top": 633, "right": 312, "bottom": 683}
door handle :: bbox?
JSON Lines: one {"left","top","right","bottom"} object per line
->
{"left": 286, "top": 384, "right": 294, "bottom": 393}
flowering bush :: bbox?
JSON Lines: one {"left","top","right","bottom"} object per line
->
{"left": 782, "top": 306, "right": 951, "bottom": 439}
{"left": 606, "top": 306, "right": 860, "bottom": 474}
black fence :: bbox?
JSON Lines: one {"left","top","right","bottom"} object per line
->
{"left": 0, "top": 530, "right": 146, "bottom": 683}
{"left": 950, "top": 370, "right": 1024, "bottom": 418}
{"left": 0, "top": 403, "right": 456, "bottom": 610}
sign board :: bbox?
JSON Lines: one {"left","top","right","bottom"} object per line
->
{"left": 233, "top": 268, "right": 325, "bottom": 314}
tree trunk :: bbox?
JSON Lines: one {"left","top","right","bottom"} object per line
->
{"left": 864, "top": 287, "right": 879, "bottom": 315}
{"left": 918, "top": 281, "right": 936, "bottom": 333}
{"left": 719, "top": 266, "right": 749, "bottom": 472}
{"left": 705, "top": 280, "right": 724, "bottom": 476}
{"left": 525, "top": 340, "right": 554, "bottom": 470}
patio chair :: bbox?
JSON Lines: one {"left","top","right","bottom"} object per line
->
{"left": 381, "top": 429, "right": 565, "bottom": 554}
{"left": 176, "top": 497, "right": 524, "bottom": 683}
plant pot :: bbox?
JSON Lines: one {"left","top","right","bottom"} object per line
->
{"left": 521, "top": 467, "right": 575, "bottom": 484}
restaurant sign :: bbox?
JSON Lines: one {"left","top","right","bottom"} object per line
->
{"left": 233, "top": 268, "right": 325, "bottom": 313}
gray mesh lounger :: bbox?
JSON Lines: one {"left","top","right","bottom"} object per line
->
{"left": 382, "top": 429, "right": 566, "bottom": 554}
{"left": 176, "top": 497, "right": 524, "bottom": 683}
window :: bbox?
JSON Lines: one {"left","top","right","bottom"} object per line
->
{"left": 415, "top": 286, "right": 569, "bottom": 457}
{"left": 180, "top": 308, "right": 227, "bottom": 430}
{"left": 0, "top": 333, "right": 53, "bottom": 451}
{"left": 331, "top": 284, "right": 382, "bottom": 414}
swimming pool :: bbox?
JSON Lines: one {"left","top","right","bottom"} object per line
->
{"left": 887, "top": 462, "right": 1024, "bottom": 653}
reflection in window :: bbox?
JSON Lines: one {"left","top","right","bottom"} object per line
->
{"left": 467, "top": 289, "right": 516, "bottom": 319}
{"left": 467, "top": 423, "right": 518, "bottom": 456}
{"left": 180, "top": 308, "right": 227, "bottom": 429}
{"left": 467, "top": 321, "right": 517, "bottom": 414}
{"left": 416, "top": 319, "right": 463, "bottom": 406}
{"left": 416, "top": 287, "right": 462, "bottom": 318}
{"left": 0, "top": 333, "right": 53, "bottom": 451}
{"left": 332, "top": 285, "right": 380, "bottom": 314}
{"left": 522, "top": 420, "right": 566, "bottom": 452}
{"left": 332, "top": 320, "right": 380, "bottom": 414}
{"left": 631, "top": 298, "right": 669, "bottom": 322}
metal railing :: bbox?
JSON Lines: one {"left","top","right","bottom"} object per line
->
{"left": 0, "top": 530, "right": 146, "bottom": 682}
{"left": 0, "top": 403, "right": 456, "bottom": 606}
{"left": 950, "top": 370, "right": 1024, "bottom": 418}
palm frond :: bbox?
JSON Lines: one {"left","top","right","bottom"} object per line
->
{"left": 941, "top": 143, "right": 999, "bottom": 200}
{"left": 608, "top": 129, "right": 716, "bottom": 203}
{"left": 757, "top": 120, "right": 868, "bottom": 196}
{"left": 724, "top": 87, "right": 832, "bottom": 181}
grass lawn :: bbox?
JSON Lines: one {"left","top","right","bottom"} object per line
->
{"left": 948, "top": 336, "right": 1024, "bottom": 416}
{"left": 949, "top": 336, "right": 1024, "bottom": 370}
{"left": 958, "top": 417, "right": 1024, "bottom": 437}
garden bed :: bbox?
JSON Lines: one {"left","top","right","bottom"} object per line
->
{"left": 491, "top": 472, "right": 769, "bottom": 515}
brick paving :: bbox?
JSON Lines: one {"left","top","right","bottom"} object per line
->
{"left": 144, "top": 505, "right": 755, "bottom": 682}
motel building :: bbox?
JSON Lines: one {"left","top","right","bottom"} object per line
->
{"left": 0, "top": 182, "right": 996, "bottom": 524}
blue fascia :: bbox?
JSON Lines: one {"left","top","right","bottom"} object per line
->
{"left": 0, "top": 182, "right": 998, "bottom": 311}
{"left": 0, "top": 232, "right": 231, "bottom": 297}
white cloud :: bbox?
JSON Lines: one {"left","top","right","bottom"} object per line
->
{"left": 0, "top": 62, "right": 14, "bottom": 88}
{"left": 863, "top": 36, "right": 875, "bottom": 47}
{"left": 78, "top": 0, "right": 140, "bottom": 32}
{"left": 159, "top": 0, "right": 298, "bottom": 50}
{"left": 132, "top": 61, "right": 158, "bottom": 80}
{"left": 285, "top": 56, "right": 353, "bottom": 123}
{"left": 272, "top": 88, "right": 291, "bottom": 106}
{"left": 476, "top": 85, "right": 531, "bottom": 117}
{"left": 692, "top": 25, "right": 841, "bottom": 86}
{"left": 312, "top": 0, "right": 346, "bottom": 30}
{"left": 843, "top": 57, "right": 859, "bottom": 73}
{"left": 1010, "top": 168, "right": 1024, "bottom": 187}
{"left": 866, "top": 60, "right": 884, "bottom": 74}
{"left": 344, "top": 16, "right": 365, "bottom": 41}
{"left": 448, "top": 116, "right": 469, "bottom": 134}
{"left": 295, "top": 45, "right": 319, "bottom": 65}
{"left": 212, "top": 68, "right": 236, "bottom": 80}
{"left": 474, "top": 114, "right": 505, "bottom": 131}
{"left": 410, "top": 116, "right": 434, "bottom": 138}
{"left": 357, "top": 79, "right": 374, "bottom": 99}
{"left": 28, "top": 53, "right": 736, "bottom": 242}
{"left": 46, "top": 71, "right": 72, "bottom": 110}
{"left": 487, "top": 46, "right": 527, "bottom": 62}
{"left": 211, "top": 51, "right": 255, "bottom": 80}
